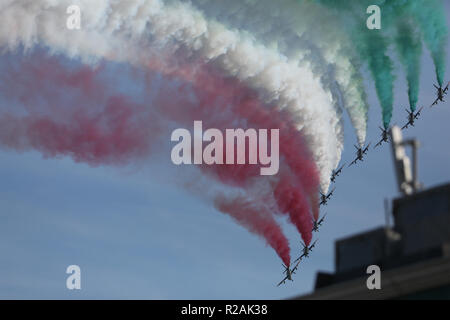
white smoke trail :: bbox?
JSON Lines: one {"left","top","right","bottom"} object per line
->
{"left": 0, "top": 0, "right": 341, "bottom": 191}
{"left": 186, "top": 0, "right": 368, "bottom": 147}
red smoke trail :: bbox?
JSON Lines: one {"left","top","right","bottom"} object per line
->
{"left": 0, "top": 97, "right": 160, "bottom": 166}
{"left": 145, "top": 54, "right": 319, "bottom": 210}
{"left": 1, "top": 55, "right": 105, "bottom": 114}
{"left": 145, "top": 57, "right": 319, "bottom": 244}
{"left": 0, "top": 53, "right": 293, "bottom": 264}
{"left": 0, "top": 51, "right": 319, "bottom": 264}
{"left": 274, "top": 172, "right": 314, "bottom": 246}
{"left": 214, "top": 195, "right": 291, "bottom": 267}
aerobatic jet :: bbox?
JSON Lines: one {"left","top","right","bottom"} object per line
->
{"left": 294, "top": 240, "right": 318, "bottom": 262}
{"left": 320, "top": 188, "right": 335, "bottom": 206}
{"left": 401, "top": 106, "right": 424, "bottom": 130}
{"left": 374, "top": 126, "right": 390, "bottom": 148}
{"left": 312, "top": 214, "right": 327, "bottom": 232}
{"left": 430, "top": 82, "right": 449, "bottom": 107}
{"left": 330, "top": 164, "right": 345, "bottom": 183}
{"left": 348, "top": 143, "right": 370, "bottom": 167}
{"left": 277, "top": 264, "right": 294, "bottom": 286}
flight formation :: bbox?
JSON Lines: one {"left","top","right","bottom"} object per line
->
{"left": 277, "top": 80, "right": 449, "bottom": 286}
{"left": 0, "top": 0, "right": 448, "bottom": 285}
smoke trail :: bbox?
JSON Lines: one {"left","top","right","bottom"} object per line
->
{"left": 315, "top": 0, "right": 449, "bottom": 125}
{"left": 0, "top": 0, "right": 339, "bottom": 193}
{"left": 147, "top": 54, "right": 319, "bottom": 239}
{"left": 0, "top": 53, "right": 161, "bottom": 165}
{"left": 0, "top": 99, "right": 155, "bottom": 165}
{"left": 387, "top": 0, "right": 447, "bottom": 110}
{"left": 149, "top": 53, "right": 320, "bottom": 222}
{"left": 188, "top": 0, "right": 367, "bottom": 146}
{"left": 316, "top": 0, "right": 395, "bottom": 129}
{"left": 0, "top": 53, "right": 293, "bottom": 263}
{"left": 356, "top": 30, "right": 394, "bottom": 129}
{"left": 406, "top": 0, "right": 448, "bottom": 86}
{"left": 394, "top": 20, "right": 422, "bottom": 112}
{"left": 295, "top": 0, "right": 369, "bottom": 146}
{"left": 214, "top": 195, "right": 291, "bottom": 266}
{"left": 0, "top": 50, "right": 320, "bottom": 262}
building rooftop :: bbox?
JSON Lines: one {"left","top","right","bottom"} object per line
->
{"left": 293, "top": 183, "right": 450, "bottom": 300}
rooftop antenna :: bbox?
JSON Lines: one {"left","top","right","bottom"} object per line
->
{"left": 390, "top": 126, "right": 422, "bottom": 196}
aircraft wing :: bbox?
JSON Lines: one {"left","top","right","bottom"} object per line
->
{"left": 327, "top": 188, "right": 335, "bottom": 199}
{"left": 416, "top": 106, "right": 424, "bottom": 116}
{"left": 318, "top": 213, "right": 327, "bottom": 225}
{"left": 291, "top": 260, "right": 301, "bottom": 274}
{"left": 401, "top": 122, "right": 410, "bottom": 130}
{"left": 444, "top": 82, "right": 449, "bottom": 92}
{"left": 277, "top": 275, "right": 288, "bottom": 287}
{"left": 348, "top": 158, "right": 358, "bottom": 167}
{"left": 374, "top": 139, "right": 383, "bottom": 148}
{"left": 294, "top": 253, "right": 306, "bottom": 263}
{"left": 430, "top": 98, "right": 439, "bottom": 107}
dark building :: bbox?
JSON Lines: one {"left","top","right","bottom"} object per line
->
{"left": 294, "top": 183, "right": 450, "bottom": 300}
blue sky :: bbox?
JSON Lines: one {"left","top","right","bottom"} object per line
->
{"left": 0, "top": 4, "right": 449, "bottom": 299}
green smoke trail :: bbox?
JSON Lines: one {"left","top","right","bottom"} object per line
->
{"left": 312, "top": 0, "right": 448, "bottom": 125}
{"left": 394, "top": 19, "right": 422, "bottom": 112}
{"left": 382, "top": 0, "right": 447, "bottom": 107}
{"left": 355, "top": 30, "right": 394, "bottom": 129}
{"left": 312, "top": 0, "right": 395, "bottom": 128}
{"left": 407, "top": 0, "right": 448, "bottom": 87}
